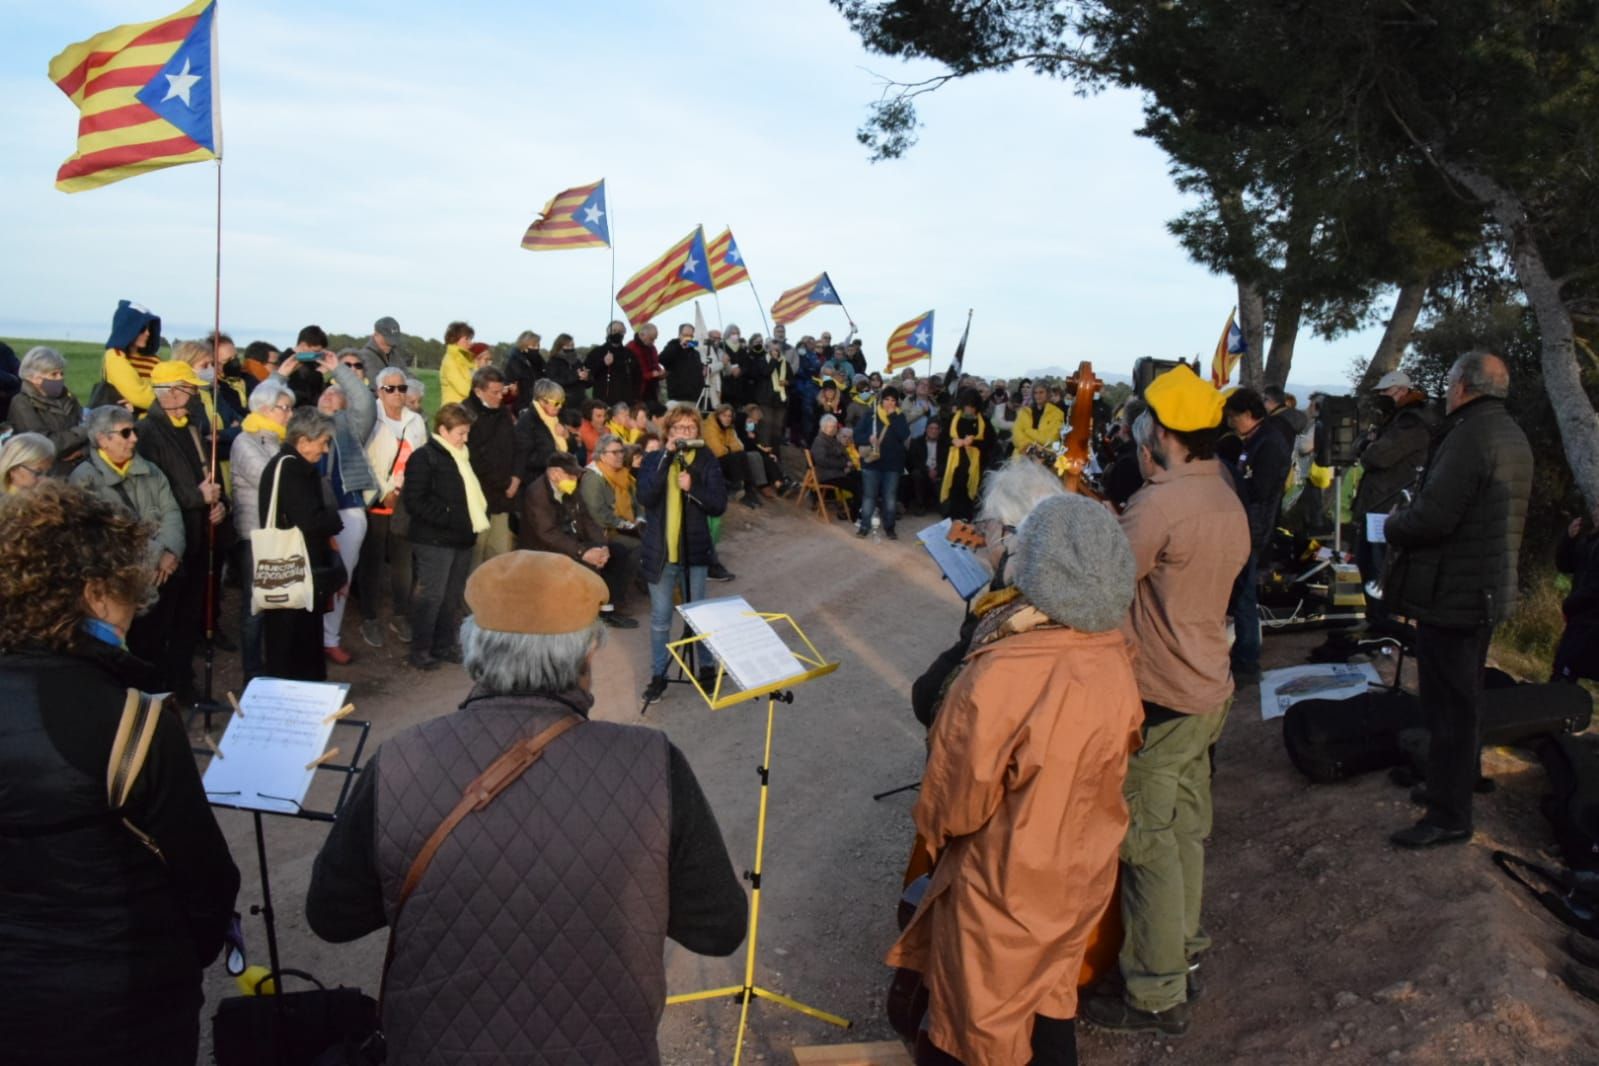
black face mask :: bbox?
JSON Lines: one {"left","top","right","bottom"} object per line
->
{"left": 608, "top": 331, "right": 624, "bottom": 344}
{"left": 1372, "top": 394, "right": 1397, "bottom": 420}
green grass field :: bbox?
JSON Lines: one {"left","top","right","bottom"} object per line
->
{"left": 2, "top": 337, "right": 443, "bottom": 420}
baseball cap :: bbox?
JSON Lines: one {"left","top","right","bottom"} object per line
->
{"left": 374, "top": 316, "right": 401, "bottom": 343}
{"left": 1375, "top": 370, "right": 1412, "bottom": 391}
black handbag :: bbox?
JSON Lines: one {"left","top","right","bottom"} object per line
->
{"left": 212, "top": 969, "right": 381, "bottom": 1065}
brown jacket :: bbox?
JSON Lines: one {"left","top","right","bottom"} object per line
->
{"left": 886, "top": 613, "right": 1143, "bottom": 1064}
{"left": 1118, "top": 458, "right": 1250, "bottom": 714}
{"left": 519, "top": 475, "right": 606, "bottom": 559}
{"left": 702, "top": 417, "right": 744, "bottom": 458}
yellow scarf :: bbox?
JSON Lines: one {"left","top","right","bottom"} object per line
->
{"left": 536, "top": 402, "right": 569, "bottom": 453}
{"left": 593, "top": 461, "right": 636, "bottom": 522}
{"left": 434, "top": 433, "right": 491, "bottom": 534}
{"left": 167, "top": 410, "right": 189, "bottom": 429}
{"left": 607, "top": 419, "right": 640, "bottom": 445}
{"left": 940, "top": 413, "right": 987, "bottom": 502}
{"left": 845, "top": 442, "right": 862, "bottom": 470}
{"left": 773, "top": 353, "right": 788, "bottom": 401}
{"left": 242, "top": 412, "right": 286, "bottom": 440}
{"left": 666, "top": 450, "right": 697, "bottom": 564}
{"left": 98, "top": 448, "right": 132, "bottom": 478}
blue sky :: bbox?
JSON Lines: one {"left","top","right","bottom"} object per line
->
{"left": 0, "top": 0, "right": 1387, "bottom": 391}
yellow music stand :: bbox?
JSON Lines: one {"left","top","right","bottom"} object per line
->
{"left": 665, "top": 611, "right": 849, "bottom": 1064}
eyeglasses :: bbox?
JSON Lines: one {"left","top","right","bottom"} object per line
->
{"left": 272, "top": 402, "right": 295, "bottom": 413}
{"left": 115, "top": 427, "right": 138, "bottom": 439}
{"left": 379, "top": 385, "right": 405, "bottom": 394}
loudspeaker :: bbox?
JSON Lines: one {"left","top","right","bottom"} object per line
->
{"left": 1319, "top": 395, "right": 1361, "bottom": 466}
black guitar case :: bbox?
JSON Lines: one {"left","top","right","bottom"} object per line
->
{"left": 1283, "top": 682, "right": 1592, "bottom": 784}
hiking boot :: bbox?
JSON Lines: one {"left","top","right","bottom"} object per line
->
{"left": 642, "top": 675, "right": 668, "bottom": 703}
{"left": 1389, "top": 821, "right": 1471, "bottom": 848}
{"left": 389, "top": 617, "right": 413, "bottom": 643}
{"left": 707, "top": 563, "right": 735, "bottom": 582}
{"left": 360, "top": 619, "right": 385, "bottom": 648}
{"left": 1080, "top": 994, "right": 1190, "bottom": 1036}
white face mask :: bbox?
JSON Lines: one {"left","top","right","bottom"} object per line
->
{"left": 196, "top": 367, "right": 216, "bottom": 384}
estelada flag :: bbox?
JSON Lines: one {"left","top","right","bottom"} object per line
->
{"left": 1210, "top": 308, "right": 1247, "bottom": 388}
{"left": 885, "top": 310, "right": 934, "bottom": 372}
{"left": 49, "top": 0, "right": 221, "bottom": 193}
{"left": 770, "top": 273, "right": 842, "bottom": 326}
{"left": 615, "top": 226, "right": 715, "bottom": 326}
{"left": 521, "top": 179, "right": 609, "bottom": 250}
{"left": 706, "top": 228, "right": 749, "bottom": 291}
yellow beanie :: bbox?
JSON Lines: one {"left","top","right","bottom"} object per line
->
{"left": 1145, "top": 364, "right": 1225, "bottom": 432}
{"left": 150, "top": 360, "right": 204, "bottom": 388}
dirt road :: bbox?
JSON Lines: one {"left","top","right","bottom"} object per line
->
{"left": 198, "top": 500, "right": 1599, "bottom": 1064}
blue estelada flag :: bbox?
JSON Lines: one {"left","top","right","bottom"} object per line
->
{"left": 615, "top": 225, "right": 715, "bottom": 325}
{"left": 521, "top": 179, "right": 609, "bottom": 250}
{"left": 771, "top": 272, "right": 843, "bottom": 325}
{"left": 1210, "top": 308, "right": 1247, "bottom": 388}
{"left": 885, "top": 310, "right": 934, "bottom": 372}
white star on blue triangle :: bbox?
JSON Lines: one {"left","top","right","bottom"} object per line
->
{"left": 135, "top": 1, "right": 217, "bottom": 152}
{"left": 680, "top": 229, "right": 714, "bottom": 290}
{"left": 576, "top": 182, "right": 609, "bottom": 244}
{"left": 811, "top": 273, "right": 842, "bottom": 304}
{"left": 910, "top": 312, "right": 935, "bottom": 352}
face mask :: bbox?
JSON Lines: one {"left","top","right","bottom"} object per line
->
{"left": 41, "top": 379, "right": 65, "bottom": 398}
{"left": 196, "top": 368, "right": 216, "bottom": 384}
{"left": 556, "top": 477, "right": 578, "bottom": 495}
{"left": 745, "top": 422, "right": 756, "bottom": 435}
{"left": 609, "top": 331, "right": 624, "bottom": 343}
{"left": 683, "top": 339, "right": 697, "bottom": 349}
{"left": 727, "top": 337, "right": 743, "bottom": 351}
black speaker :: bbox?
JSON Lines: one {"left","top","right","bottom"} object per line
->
{"left": 1319, "top": 395, "right": 1361, "bottom": 466}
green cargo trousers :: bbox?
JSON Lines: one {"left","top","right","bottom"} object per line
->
{"left": 1118, "top": 702, "right": 1231, "bottom": 1012}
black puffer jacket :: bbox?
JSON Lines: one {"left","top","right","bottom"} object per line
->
{"left": 0, "top": 641, "right": 240, "bottom": 1063}
{"left": 1231, "top": 416, "right": 1295, "bottom": 553}
{"left": 1385, "top": 396, "right": 1533, "bottom": 627}
{"left": 463, "top": 395, "right": 526, "bottom": 515}
{"left": 660, "top": 339, "right": 707, "bottom": 404}
{"left": 1352, "top": 394, "right": 1438, "bottom": 519}
{"left": 402, "top": 439, "right": 478, "bottom": 549}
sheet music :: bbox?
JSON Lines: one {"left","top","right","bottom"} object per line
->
{"left": 917, "top": 518, "right": 995, "bottom": 601}
{"left": 202, "top": 678, "right": 349, "bottom": 814}
{"left": 678, "top": 596, "right": 804, "bottom": 692}
{"left": 1365, "top": 512, "right": 1388, "bottom": 544}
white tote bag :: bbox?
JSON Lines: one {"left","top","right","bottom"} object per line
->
{"left": 250, "top": 456, "right": 314, "bottom": 614}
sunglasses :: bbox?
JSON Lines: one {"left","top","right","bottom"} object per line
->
{"left": 114, "top": 427, "right": 138, "bottom": 439}
{"left": 342, "top": 361, "right": 364, "bottom": 370}
{"left": 379, "top": 384, "right": 406, "bottom": 394}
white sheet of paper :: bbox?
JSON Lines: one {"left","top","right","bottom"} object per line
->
{"left": 202, "top": 678, "right": 349, "bottom": 813}
{"left": 1258, "top": 662, "right": 1383, "bottom": 721}
{"left": 678, "top": 596, "right": 804, "bottom": 693}
{"left": 1365, "top": 512, "right": 1388, "bottom": 544}
{"left": 917, "top": 518, "right": 995, "bottom": 601}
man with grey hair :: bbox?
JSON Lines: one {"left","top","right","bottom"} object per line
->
{"left": 307, "top": 550, "right": 746, "bottom": 1064}
{"left": 358, "top": 366, "right": 428, "bottom": 648}
{"left": 403, "top": 375, "right": 425, "bottom": 415}
{"left": 1384, "top": 351, "right": 1532, "bottom": 849}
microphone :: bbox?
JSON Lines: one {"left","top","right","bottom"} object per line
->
{"left": 669, "top": 438, "right": 706, "bottom": 453}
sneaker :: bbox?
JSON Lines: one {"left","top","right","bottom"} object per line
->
{"left": 707, "top": 563, "right": 735, "bottom": 582}
{"left": 642, "top": 675, "right": 668, "bottom": 703}
{"left": 1079, "top": 994, "right": 1190, "bottom": 1036}
{"left": 324, "top": 645, "right": 354, "bottom": 666}
{"left": 601, "top": 612, "right": 639, "bottom": 629}
{"left": 407, "top": 652, "right": 440, "bottom": 671}
{"left": 389, "top": 617, "right": 413, "bottom": 643}
{"left": 360, "top": 619, "right": 385, "bottom": 648}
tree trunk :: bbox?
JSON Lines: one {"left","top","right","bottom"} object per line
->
{"left": 1450, "top": 167, "right": 1599, "bottom": 512}
{"left": 1357, "top": 276, "right": 1431, "bottom": 393}
{"left": 1263, "top": 294, "right": 1302, "bottom": 390}
{"left": 1237, "top": 277, "right": 1267, "bottom": 390}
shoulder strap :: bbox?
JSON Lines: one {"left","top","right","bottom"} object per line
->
{"left": 379, "top": 713, "right": 584, "bottom": 1001}
{"left": 263, "top": 454, "right": 285, "bottom": 529}
{"left": 107, "top": 689, "right": 167, "bottom": 863}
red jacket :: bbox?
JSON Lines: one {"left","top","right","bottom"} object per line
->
{"left": 627, "top": 338, "right": 660, "bottom": 400}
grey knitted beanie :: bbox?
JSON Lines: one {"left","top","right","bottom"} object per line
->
{"left": 1014, "top": 493, "right": 1135, "bottom": 633}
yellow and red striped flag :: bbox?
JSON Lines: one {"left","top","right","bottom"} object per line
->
{"left": 615, "top": 226, "right": 716, "bottom": 327}
{"left": 885, "top": 310, "right": 935, "bottom": 373}
{"left": 1210, "top": 308, "right": 1246, "bottom": 388}
{"left": 49, "top": 0, "right": 221, "bottom": 193}
{"left": 770, "top": 273, "right": 843, "bottom": 326}
{"left": 520, "top": 179, "right": 609, "bottom": 250}
{"left": 706, "top": 228, "right": 750, "bottom": 291}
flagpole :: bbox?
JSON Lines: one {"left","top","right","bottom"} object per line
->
{"left": 608, "top": 191, "right": 618, "bottom": 323}
{"left": 713, "top": 290, "right": 725, "bottom": 332}
{"left": 745, "top": 273, "right": 774, "bottom": 338}
{"left": 201, "top": 157, "right": 223, "bottom": 726}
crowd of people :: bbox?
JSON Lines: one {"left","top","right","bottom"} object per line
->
{"left": 0, "top": 297, "right": 1576, "bottom": 1065}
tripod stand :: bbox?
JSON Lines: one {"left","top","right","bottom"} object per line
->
{"left": 663, "top": 613, "right": 848, "bottom": 1064}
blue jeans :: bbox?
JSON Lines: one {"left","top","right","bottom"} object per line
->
{"left": 1231, "top": 553, "right": 1261, "bottom": 672}
{"left": 649, "top": 562, "right": 708, "bottom": 678}
{"left": 858, "top": 467, "right": 901, "bottom": 532}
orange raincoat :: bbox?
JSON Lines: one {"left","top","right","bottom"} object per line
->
{"left": 886, "top": 611, "right": 1143, "bottom": 1064}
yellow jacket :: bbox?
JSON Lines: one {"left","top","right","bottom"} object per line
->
{"left": 1011, "top": 403, "right": 1064, "bottom": 457}
{"left": 440, "top": 344, "right": 475, "bottom": 407}
{"left": 702, "top": 418, "right": 743, "bottom": 458}
{"left": 103, "top": 349, "right": 156, "bottom": 411}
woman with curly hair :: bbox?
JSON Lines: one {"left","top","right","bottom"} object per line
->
{"left": 0, "top": 481, "right": 240, "bottom": 1065}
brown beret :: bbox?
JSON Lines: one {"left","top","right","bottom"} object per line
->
{"left": 464, "top": 550, "right": 608, "bottom": 635}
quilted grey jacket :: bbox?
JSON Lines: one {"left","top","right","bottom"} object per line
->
{"left": 306, "top": 688, "right": 746, "bottom": 1065}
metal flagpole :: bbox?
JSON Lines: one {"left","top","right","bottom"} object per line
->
{"left": 608, "top": 189, "right": 618, "bottom": 322}
{"left": 746, "top": 273, "right": 774, "bottom": 338}
{"left": 200, "top": 158, "right": 224, "bottom": 728}
{"left": 713, "top": 290, "right": 725, "bottom": 331}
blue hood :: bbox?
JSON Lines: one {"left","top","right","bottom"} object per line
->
{"left": 106, "top": 299, "right": 161, "bottom": 355}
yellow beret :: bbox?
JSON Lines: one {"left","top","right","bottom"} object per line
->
{"left": 465, "top": 550, "right": 608, "bottom": 635}
{"left": 150, "top": 360, "right": 204, "bottom": 388}
{"left": 1145, "top": 364, "right": 1225, "bottom": 432}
